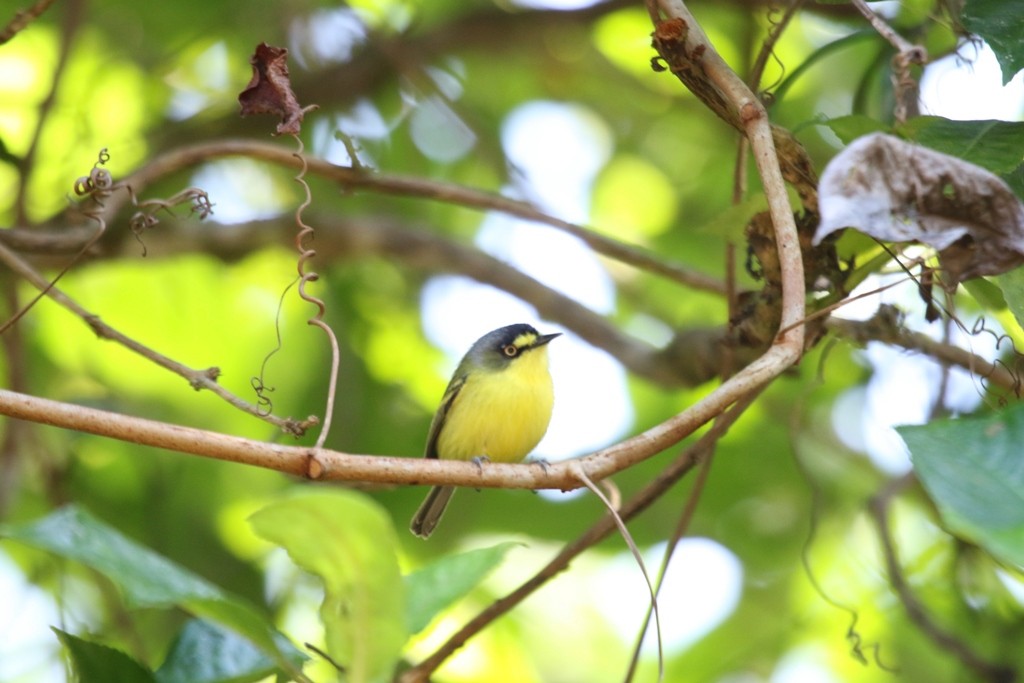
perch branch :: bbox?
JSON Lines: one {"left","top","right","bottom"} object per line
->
{"left": 0, "top": 383, "right": 753, "bottom": 491}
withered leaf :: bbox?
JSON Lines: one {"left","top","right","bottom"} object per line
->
{"left": 238, "top": 43, "right": 310, "bottom": 135}
{"left": 814, "top": 132, "right": 1024, "bottom": 284}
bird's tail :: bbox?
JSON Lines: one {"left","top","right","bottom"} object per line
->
{"left": 410, "top": 485, "right": 456, "bottom": 538}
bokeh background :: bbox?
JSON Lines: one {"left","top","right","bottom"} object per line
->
{"left": 1, "top": 1, "right": 1023, "bottom": 681}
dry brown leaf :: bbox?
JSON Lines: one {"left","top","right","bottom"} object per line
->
{"left": 238, "top": 43, "right": 312, "bottom": 135}
{"left": 813, "top": 132, "right": 1024, "bottom": 284}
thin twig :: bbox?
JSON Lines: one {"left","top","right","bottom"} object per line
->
{"left": 731, "top": 135, "right": 749, "bottom": 205}
{"left": 0, "top": 242, "right": 314, "bottom": 435}
{"left": 849, "top": 0, "right": 926, "bottom": 123}
{"left": 570, "top": 462, "right": 664, "bottom": 682}
{"left": 0, "top": 274, "right": 32, "bottom": 516}
{"left": 623, "top": 417, "right": 718, "bottom": 682}
{"left": 747, "top": 0, "right": 805, "bottom": 94}
{"left": 251, "top": 279, "right": 298, "bottom": 417}
{"left": 13, "top": 0, "right": 81, "bottom": 222}
{"left": 777, "top": 273, "right": 917, "bottom": 340}
{"left": 849, "top": 0, "right": 921, "bottom": 55}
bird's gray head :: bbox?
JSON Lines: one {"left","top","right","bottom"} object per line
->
{"left": 468, "top": 323, "right": 560, "bottom": 371}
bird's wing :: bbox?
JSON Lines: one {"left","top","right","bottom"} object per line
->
{"left": 424, "top": 373, "right": 467, "bottom": 460}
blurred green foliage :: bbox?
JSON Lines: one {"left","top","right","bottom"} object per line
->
{"left": 1, "top": 1, "right": 1023, "bottom": 682}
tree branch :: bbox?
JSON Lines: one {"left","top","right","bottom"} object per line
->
{"left": 652, "top": 1, "right": 805, "bottom": 349}
{"left": 0, "top": 0, "right": 58, "bottom": 44}
{"left": 146, "top": 0, "right": 860, "bottom": 149}
{"left": 92, "top": 139, "right": 726, "bottom": 294}
{"left": 826, "top": 308, "right": 1021, "bottom": 395}
{"left": 123, "top": 214, "right": 751, "bottom": 387}
{"left": 0, "top": 386, "right": 739, "bottom": 491}
{"left": 2, "top": 211, "right": 742, "bottom": 388}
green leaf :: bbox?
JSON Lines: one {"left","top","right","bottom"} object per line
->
{"left": 772, "top": 30, "right": 877, "bottom": 106}
{"left": 1006, "top": 163, "right": 1024, "bottom": 199}
{"left": 899, "top": 116, "right": 1024, "bottom": 175}
{"left": 962, "top": 0, "right": 1024, "bottom": 85}
{"left": 0, "top": 506, "right": 304, "bottom": 678}
{"left": 694, "top": 191, "right": 769, "bottom": 241}
{"left": 961, "top": 276, "right": 1008, "bottom": 311}
{"left": 249, "top": 489, "right": 405, "bottom": 683}
{"left": 592, "top": 154, "right": 678, "bottom": 239}
{"left": 156, "top": 619, "right": 281, "bottom": 683}
{"left": 2, "top": 506, "right": 222, "bottom": 607}
{"left": 404, "top": 542, "right": 519, "bottom": 635}
{"left": 821, "top": 114, "right": 889, "bottom": 145}
{"left": 53, "top": 628, "right": 156, "bottom": 683}
{"left": 899, "top": 407, "right": 1024, "bottom": 566}
{"left": 992, "top": 269, "right": 1024, "bottom": 329}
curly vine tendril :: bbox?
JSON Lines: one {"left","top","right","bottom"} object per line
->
{"left": 292, "top": 136, "right": 340, "bottom": 450}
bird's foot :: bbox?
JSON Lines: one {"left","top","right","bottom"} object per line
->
{"left": 527, "top": 458, "right": 551, "bottom": 495}
{"left": 471, "top": 456, "right": 491, "bottom": 491}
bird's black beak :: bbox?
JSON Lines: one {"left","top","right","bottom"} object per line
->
{"left": 533, "top": 332, "right": 561, "bottom": 347}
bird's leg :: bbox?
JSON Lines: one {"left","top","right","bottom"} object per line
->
{"left": 527, "top": 458, "right": 550, "bottom": 494}
{"left": 470, "top": 455, "right": 490, "bottom": 492}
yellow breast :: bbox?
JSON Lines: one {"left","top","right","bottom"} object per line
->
{"left": 436, "top": 347, "right": 554, "bottom": 463}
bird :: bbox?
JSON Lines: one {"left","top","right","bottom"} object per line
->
{"left": 410, "top": 323, "right": 559, "bottom": 538}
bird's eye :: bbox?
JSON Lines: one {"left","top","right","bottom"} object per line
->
{"left": 502, "top": 344, "right": 518, "bottom": 357}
